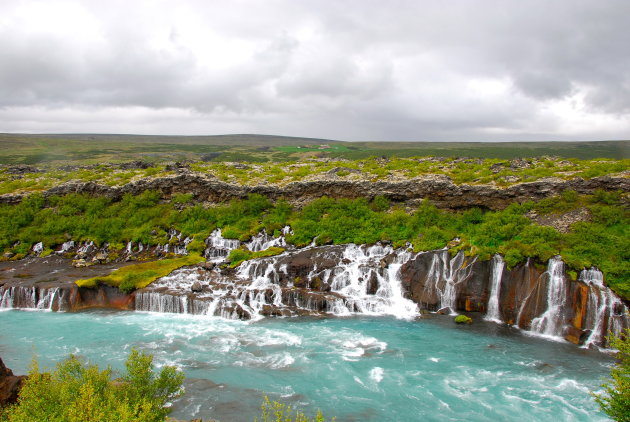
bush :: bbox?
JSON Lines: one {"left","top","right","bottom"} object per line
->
{"left": 593, "top": 328, "right": 630, "bottom": 421}
{"left": 1, "top": 349, "right": 183, "bottom": 422}
{"left": 254, "top": 396, "right": 334, "bottom": 422}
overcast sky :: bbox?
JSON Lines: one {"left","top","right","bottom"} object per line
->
{"left": 0, "top": 0, "right": 629, "bottom": 141}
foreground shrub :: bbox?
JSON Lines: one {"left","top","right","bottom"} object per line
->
{"left": 254, "top": 396, "right": 335, "bottom": 422}
{"left": 0, "top": 349, "right": 184, "bottom": 422}
{"left": 593, "top": 329, "right": 630, "bottom": 421}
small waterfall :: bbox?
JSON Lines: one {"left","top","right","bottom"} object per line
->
{"left": 57, "top": 241, "right": 75, "bottom": 254}
{"left": 204, "top": 229, "right": 240, "bottom": 261}
{"left": 76, "top": 241, "right": 95, "bottom": 256}
{"left": 421, "top": 251, "right": 474, "bottom": 314}
{"left": 0, "top": 286, "right": 63, "bottom": 311}
{"left": 581, "top": 268, "right": 630, "bottom": 348}
{"left": 173, "top": 237, "right": 192, "bottom": 255}
{"left": 244, "top": 230, "right": 286, "bottom": 252}
{"left": 484, "top": 255, "right": 505, "bottom": 323}
{"left": 529, "top": 257, "right": 568, "bottom": 339}
{"left": 32, "top": 242, "right": 43, "bottom": 255}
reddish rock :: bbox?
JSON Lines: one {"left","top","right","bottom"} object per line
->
{"left": 0, "top": 358, "right": 26, "bottom": 406}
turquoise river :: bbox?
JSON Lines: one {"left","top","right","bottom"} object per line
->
{"left": 0, "top": 309, "right": 613, "bottom": 421}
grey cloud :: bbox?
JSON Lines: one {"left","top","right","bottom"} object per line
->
{"left": 0, "top": 0, "right": 629, "bottom": 140}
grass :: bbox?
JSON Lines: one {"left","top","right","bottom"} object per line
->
{"left": 227, "top": 246, "right": 286, "bottom": 268}
{"left": 0, "top": 133, "right": 628, "bottom": 167}
{"left": 75, "top": 253, "right": 205, "bottom": 292}
{"left": 1, "top": 154, "right": 627, "bottom": 196}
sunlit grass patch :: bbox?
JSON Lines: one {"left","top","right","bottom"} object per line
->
{"left": 75, "top": 253, "right": 205, "bottom": 292}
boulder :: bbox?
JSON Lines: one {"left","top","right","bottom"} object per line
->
{"left": 191, "top": 281, "right": 203, "bottom": 292}
{"left": 0, "top": 358, "right": 26, "bottom": 406}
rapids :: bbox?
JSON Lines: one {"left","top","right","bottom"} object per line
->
{"left": 0, "top": 309, "right": 612, "bottom": 422}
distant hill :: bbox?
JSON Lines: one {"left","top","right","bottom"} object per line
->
{"left": 0, "top": 133, "right": 628, "bottom": 164}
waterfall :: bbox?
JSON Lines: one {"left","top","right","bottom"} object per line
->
{"left": 0, "top": 286, "right": 63, "bottom": 311}
{"left": 244, "top": 230, "right": 287, "bottom": 252}
{"left": 581, "top": 268, "right": 630, "bottom": 348}
{"left": 58, "top": 241, "right": 75, "bottom": 254}
{"left": 204, "top": 229, "right": 240, "bottom": 261}
{"left": 529, "top": 257, "right": 568, "bottom": 339}
{"left": 32, "top": 242, "right": 43, "bottom": 255}
{"left": 484, "top": 255, "right": 505, "bottom": 323}
{"left": 421, "top": 250, "right": 474, "bottom": 314}
{"left": 137, "top": 243, "right": 418, "bottom": 320}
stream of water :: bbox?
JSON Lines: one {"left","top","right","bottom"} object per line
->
{"left": 0, "top": 309, "right": 611, "bottom": 422}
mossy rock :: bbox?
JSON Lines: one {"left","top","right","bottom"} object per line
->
{"left": 454, "top": 315, "right": 473, "bottom": 324}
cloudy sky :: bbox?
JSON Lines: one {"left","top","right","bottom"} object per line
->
{"left": 0, "top": 0, "right": 629, "bottom": 141}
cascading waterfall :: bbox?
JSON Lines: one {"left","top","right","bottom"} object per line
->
{"left": 484, "top": 254, "right": 505, "bottom": 323}
{"left": 581, "top": 268, "right": 630, "bottom": 348}
{"left": 4, "top": 232, "right": 629, "bottom": 349}
{"left": 136, "top": 243, "right": 419, "bottom": 320}
{"left": 244, "top": 229, "right": 287, "bottom": 252}
{"left": 325, "top": 244, "right": 418, "bottom": 318}
{"left": 529, "top": 257, "right": 567, "bottom": 339}
{"left": 422, "top": 250, "right": 474, "bottom": 314}
{"left": 0, "top": 286, "right": 62, "bottom": 311}
{"left": 32, "top": 242, "right": 43, "bottom": 255}
{"left": 204, "top": 229, "right": 241, "bottom": 260}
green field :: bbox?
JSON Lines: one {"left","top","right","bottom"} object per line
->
{"left": 1, "top": 133, "right": 628, "bottom": 165}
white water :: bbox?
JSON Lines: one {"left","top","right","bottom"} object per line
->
{"left": 529, "top": 257, "right": 567, "bottom": 339}
{"left": 58, "top": 240, "right": 75, "bottom": 254}
{"left": 581, "top": 268, "right": 630, "bottom": 348}
{"left": 244, "top": 229, "right": 287, "bottom": 252}
{"left": 484, "top": 254, "right": 505, "bottom": 323}
{"left": 137, "top": 243, "right": 419, "bottom": 320}
{"left": 32, "top": 242, "right": 43, "bottom": 255}
{"left": 0, "top": 286, "right": 61, "bottom": 311}
{"left": 422, "top": 250, "right": 474, "bottom": 314}
{"left": 204, "top": 229, "right": 241, "bottom": 261}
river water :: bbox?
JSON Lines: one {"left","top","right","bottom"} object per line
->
{"left": 0, "top": 310, "right": 611, "bottom": 421}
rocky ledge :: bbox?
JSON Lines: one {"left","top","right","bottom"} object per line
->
{"left": 0, "top": 358, "right": 26, "bottom": 407}
{"left": 1, "top": 173, "right": 628, "bottom": 209}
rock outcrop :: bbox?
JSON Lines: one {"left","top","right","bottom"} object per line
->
{"left": 0, "top": 358, "right": 26, "bottom": 406}
{"left": 1, "top": 173, "right": 628, "bottom": 210}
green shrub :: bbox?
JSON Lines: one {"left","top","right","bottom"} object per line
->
{"left": 593, "top": 328, "right": 630, "bottom": 421}
{"left": 1, "top": 349, "right": 183, "bottom": 422}
{"left": 254, "top": 396, "right": 334, "bottom": 422}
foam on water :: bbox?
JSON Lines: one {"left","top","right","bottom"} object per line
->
{"left": 0, "top": 310, "right": 612, "bottom": 421}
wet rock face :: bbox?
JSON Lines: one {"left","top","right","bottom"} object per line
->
{"left": 1, "top": 173, "right": 628, "bottom": 210}
{"left": 0, "top": 358, "right": 26, "bottom": 406}
{"left": 1, "top": 242, "right": 629, "bottom": 349}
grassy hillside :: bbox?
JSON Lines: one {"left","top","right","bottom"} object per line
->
{"left": 0, "top": 133, "right": 628, "bottom": 165}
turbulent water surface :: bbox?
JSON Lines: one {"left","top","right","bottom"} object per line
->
{"left": 0, "top": 309, "right": 612, "bottom": 422}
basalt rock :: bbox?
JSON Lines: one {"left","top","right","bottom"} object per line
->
{"left": 1, "top": 173, "right": 628, "bottom": 210}
{"left": 0, "top": 358, "right": 26, "bottom": 406}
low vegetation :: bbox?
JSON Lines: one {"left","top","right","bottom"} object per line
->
{"left": 1, "top": 152, "right": 628, "bottom": 196}
{"left": 0, "top": 349, "right": 184, "bottom": 422}
{"left": 75, "top": 254, "right": 205, "bottom": 292}
{"left": 593, "top": 328, "right": 630, "bottom": 421}
{"left": 1, "top": 189, "right": 628, "bottom": 299}
{"left": 254, "top": 396, "right": 334, "bottom": 422}
{"left": 228, "top": 247, "right": 286, "bottom": 268}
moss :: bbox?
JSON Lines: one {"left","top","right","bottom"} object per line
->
{"left": 454, "top": 315, "right": 473, "bottom": 324}
{"left": 75, "top": 253, "right": 204, "bottom": 292}
{"left": 228, "top": 246, "right": 285, "bottom": 268}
